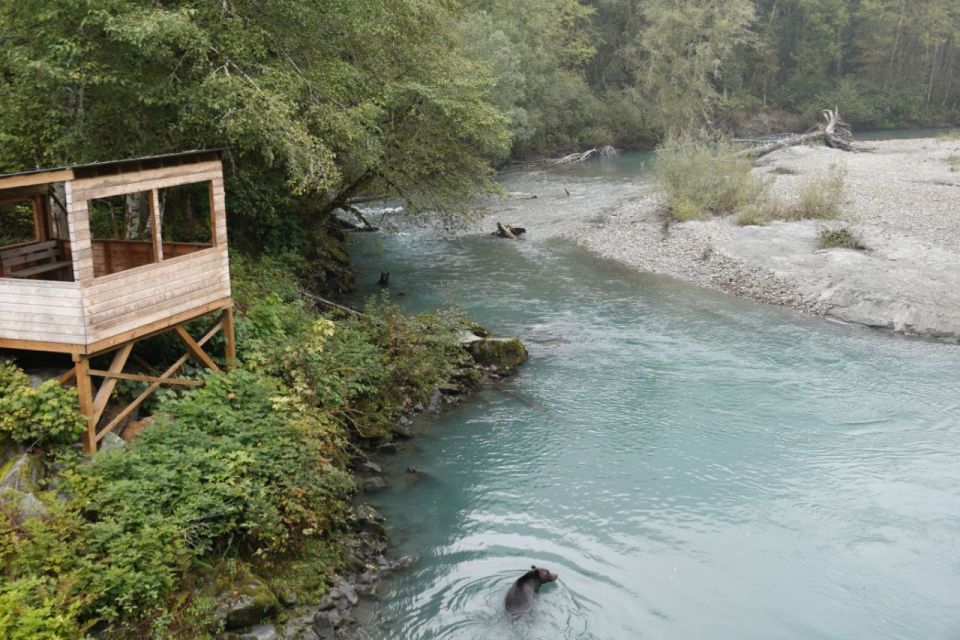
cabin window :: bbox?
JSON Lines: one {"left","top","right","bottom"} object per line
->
{"left": 89, "top": 192, "right": 159, "bottom": 277}
{"left": 89, "top": 180, "right": 217, "bottom": 278}
{"left": 0, "top": 199, "right": 35, "bottom": 246}
{"left": 159, "top": 181, "right": 214, "bottom": 249}
{"left": 0, "top": 191, "right": 74, "bottom": 281}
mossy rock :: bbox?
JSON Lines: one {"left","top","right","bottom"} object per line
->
{"left": 209, "top": 563, "right": 281, "bottom": 630}
{"left": 0, "top": 451, "right": 41, "bottom": 493}
{"left": 469, "top": 337, "right": 528, "bottom": 370}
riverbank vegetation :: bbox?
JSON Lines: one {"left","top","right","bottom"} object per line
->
{"left": 818, "top": 227, "right": 867, "bottom": 250}
{"left": 0, "top": 257, "right": 480, "bottom": 637}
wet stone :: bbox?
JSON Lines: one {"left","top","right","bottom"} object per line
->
{"left": 239, "top": 623, "right": 278, "bottom": 640}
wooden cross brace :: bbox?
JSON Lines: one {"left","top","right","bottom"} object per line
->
{"left": 67, "top": 308, "right": 235, "bottom": 452}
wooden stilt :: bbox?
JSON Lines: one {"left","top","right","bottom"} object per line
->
{"left": 224, "top": 306, "right": 237, "bottom": 371}
{"left": 73, "top": 354, "right": 96, "bottom": 453}
{"left": 96, "top": 316, "right": 225, "bottom": 442}
{"left": 57, "top": 366, "right": 77, "bottom": 386}
{"left": 91, "top": 343, "right": 134, "bottom": 426}
{"left": 56, "top": 306, "right": 233, "bottom": 451}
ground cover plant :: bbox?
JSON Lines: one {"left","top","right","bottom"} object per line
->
{"left": 818, "top": 227, "right": 867, "bottom": 250}
{"left": 0, "top": 256, "right": 477, "bottom": 638}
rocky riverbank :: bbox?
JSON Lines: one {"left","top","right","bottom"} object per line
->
{"left": 219, "top": 334, "right": 527, "bottom": 640}
{"left": 571, "top": 136, "right": 960, "bottom": 342}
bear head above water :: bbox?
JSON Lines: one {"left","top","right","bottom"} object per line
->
{"left": 504, "top": 565, "right": 558, "bottom": 614}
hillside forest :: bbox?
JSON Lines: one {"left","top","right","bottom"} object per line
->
{"left": 1, "top": 0, "right": 958, "bottom": 266}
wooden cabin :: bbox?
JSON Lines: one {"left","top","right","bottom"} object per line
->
{"left": 0, "top": 150, "right": 236, "bottom": 451}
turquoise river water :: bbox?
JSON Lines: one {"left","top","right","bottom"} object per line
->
{"left": 345, "top": 150, "right": 960, "bottom": 639}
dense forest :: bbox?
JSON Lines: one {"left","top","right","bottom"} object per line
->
{"left": 2, "top": 0, "right": 957, "bottom": 265}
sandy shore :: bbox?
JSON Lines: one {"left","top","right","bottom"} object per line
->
{"left": 570, "top": 137, "right": 960, "bottom": 342}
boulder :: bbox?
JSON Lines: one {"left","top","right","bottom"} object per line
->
{"left": 214, "top": 574, "right": 280, "bottom": 630}
{"left": 353, "top": 504, "right": 386, "bottom": 537}
{"left": 468, "top": 337, "right": 528, "bottom": 371}
{"left": 362, "top": 476, "right": 387, "bottom": 492}
{"left": 240, "top": 624, "right": 278, "bottom": 640}
{"left": 0, "top": 452, "right": 41, "bottom": 493}
{"left": 100, "top": 432, "right": 126, "bottom": 452}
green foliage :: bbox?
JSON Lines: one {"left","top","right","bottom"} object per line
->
{"left": 0, "top": 258, "right": 477, "bottom": 635}
{"left": 0, "top": 365, "right": 86, "bottom": 447}
{"left": 818, "top": 227, "right": 866, "bottom": 250}
{"left": 0, "top": 359, "right": 29, "bottom": 396}
{"left": 0, "top": 0, "right": 510, "bottom": 252}
{"left": 3, "top": 369, "right": 354, "bottom": 631}
{"left": 235, "top": 257, "right": 476, "bottom": 440}
{"left": 0, "top": 577, "right": 87, "bottom": 640}
{"left": 656, "top": 135, "right": 768, "bottom": 220}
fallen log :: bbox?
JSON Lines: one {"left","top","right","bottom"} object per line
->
{"left": 301, "top": 291, "right": 365, "bottom": 316}
{"left": 342, "top": 204, "right": 379, "bottom": 232}
{"left": 736, "top": 108, "right": 854, "bottom": 159}
{"left": 547, "top": 145, "right": 618, "bottom": 166}
{"left": 494, "top": 222, "right": 526, "bottom": 239}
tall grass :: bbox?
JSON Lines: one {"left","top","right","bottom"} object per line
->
{"left": 737, "top": 164, "right": 847, "bottom": 225}
{"left": 655, "top": 135, "right": 848, "bottom": 226}
{"left": 788, "top": 165, "right": 847, "bottom": 220}
{"left": 655, "top": 134, "right": 768, "bottom": 221}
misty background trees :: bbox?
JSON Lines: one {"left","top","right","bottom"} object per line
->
{"left": 0, "top": 0, "right": 956, "bottom": 256}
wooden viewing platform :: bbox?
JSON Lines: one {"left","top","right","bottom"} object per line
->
{"left": 0, "top": 150, "right": 236, "bottom": 451}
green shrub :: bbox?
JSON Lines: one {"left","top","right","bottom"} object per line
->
{"left": 0, "top": 258, "right": 477, "bottom": 635}
{"left": 0, "top": 359, "right": 29, "bottom": 396}
{"left": 4, "top": 369, "right": 355, "bottom": 631}
{"left": 0, "top": 373, "right": 87, "bottom": 447}
{"left": 655, "top": 133, "right": 768, "bottom": 221}
{"left": 0, "top": 577, "right": 87, "bottom": 640}
{"left": 818, "top": 227, "right": 866, "bottom": 250}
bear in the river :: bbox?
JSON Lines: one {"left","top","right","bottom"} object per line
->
{"left": 504, "top": 565, "right": 558, "bottom": 614}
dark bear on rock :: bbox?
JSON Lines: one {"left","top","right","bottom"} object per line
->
{"left": 504, "top": 565, "right": 558, "bottom": 614}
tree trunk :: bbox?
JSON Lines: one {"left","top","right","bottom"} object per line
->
{"left": 736, "top": 107, "right": 853, "bottom": 159}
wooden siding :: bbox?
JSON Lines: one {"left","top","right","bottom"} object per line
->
{"left": 1, "top": 159, "right": 232, "bottom": 353}
{"left": 91, "top": 240, "right": 209, "bottom": 277}
{"left": 0, "top": 279, "right": 85, "bottom": 345}
{"left": 81, "top": 246, "right": 231, "bottom": 344}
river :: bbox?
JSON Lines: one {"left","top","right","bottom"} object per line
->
{"left": 344, "top": 147, "right": 960, "bottom": 639}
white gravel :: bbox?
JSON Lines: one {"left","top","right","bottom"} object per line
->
{"left": 570, "top": 138, "right": 960, "bottom": 342}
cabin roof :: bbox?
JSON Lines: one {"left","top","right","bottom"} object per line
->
{"left": 0, "top": 149, "right": 223, "bottom": 190}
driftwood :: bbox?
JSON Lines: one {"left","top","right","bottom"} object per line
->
{"left": 494, "top": 222, "right": 526, "bottom": 239}
{"left": 342, "top": 204, "right": 379, "bottom": 232}
{"left": 547, "top": 145, "right": 618, "bottom": 166}
{"left": 302, "top": 291, "right": 365, "bottom": 316}
{"left": 736, "top": 108, "right": 854, "bottom": 159}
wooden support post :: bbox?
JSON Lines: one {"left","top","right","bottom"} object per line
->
{"left": 176, "top": 324, "right": 221, "bottom": 372}
{"left": 73, "top": 354, "right": 96, "bottom": 453}
{"left": 98, "top": 319, "right": 224, "bottom": 440}
{"left": 148, "top": 189, "right": 163, "bottom": 263}
{"left": 31, "top": 196, "right": 47, "bottom": 242}
{"left": 91, "top": 343, "right": 134, "bottom": 426}
{"left": 57, "top": 366, "right": 77, "bottom": 386}
{"left": 224, "top": 307, "right": 237, "bottom": 371}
